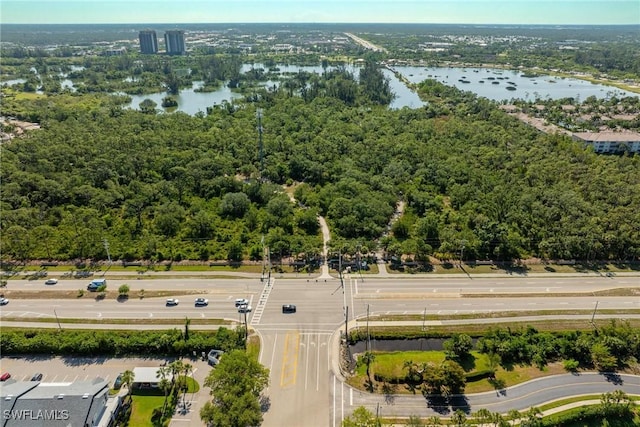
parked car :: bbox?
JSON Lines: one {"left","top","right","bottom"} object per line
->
{"left": 166, "top": 298, "right": 179, "bottom": 306}
{"left": 45, "top": 278, "right": 58, "bottom": 285}
{"left": 282, "top": 304, "right": 297, "bottom": 314}
{"left": 207, "top": 349, "right": 224, "bottom": 366}
{"left": 235, "top": 298, "right": 249, "bottom": 307}
{"left": 31, "top": 373, "right": 43, "bottom": 381}
{"left": 113, "top": 374, "right": 123, "bottom": 389}
{"left": 0, "top": 297, "right": 9, "bottom": 306}
{"left": 237, "top": 304, "right": 252, "bottom": 313}
{"left": 0, "top": 372, "right": 11, "bottom": 381}
{"left": 194, "top": 297, "right": 209, "bottom": 307}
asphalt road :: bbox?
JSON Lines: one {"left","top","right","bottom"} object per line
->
{"left": 2, "top": 273, "right": 640, "bottom": 427}
{"left": 342, "top": 372, "right": 640, "bottom": 420}
{"left": 5, "top": 274, "right": 639, "bottom": 322}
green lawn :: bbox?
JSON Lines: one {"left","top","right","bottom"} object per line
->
{"left": 359, "top": 350, "right": 490, "bottom": 380}
{"left": 130, "top": 395, "right": 165, "bottom": 427}
{"left": 350, "top": 350, "right": 568, "bottom": 394}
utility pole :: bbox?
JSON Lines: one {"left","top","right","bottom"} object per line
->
{"left": 345, "top": 306, "right": 349, "bottom": 344}
{"left": 256, "top": 108, "right": 264, "bottom": 180}
{"left": 102, "top": 238, "right": 112, "bottom": 276}
{"left": 244, "top": 310, "right": 248, "bottom": 342}
{"left": 54, "top": 309, "right": 62, "bottom": 330}
{"left": 366, "top": 304, "right": 370, "bottom": 352}
{"left": 422, "top": 307, "right": 427, "bottom": 331}
{"left": 459, "top": 239, "right": 467, "bottom": 267}
{"left": 591, "top": 301, "right": 599, "bottom": 327}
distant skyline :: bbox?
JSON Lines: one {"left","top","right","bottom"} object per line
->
{"left": 2, "top": 0, "right": 639, "bottom": 25}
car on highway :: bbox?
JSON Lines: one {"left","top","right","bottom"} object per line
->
{"left": 31, "top": 373, "right": 43, "bottom": 381}
{"left": 237, "top": 304, "right": 252, "bottom": 313}
{"left": 87, "top": 278, "right": 107, "bottom": 292}
{"left": 0, "top": 297, "right": 9, "bottom": 306}
{"left": 194, "top": 297, "right": 209, "bottom": 307}
{"left": 45, "top": 278, "right": 58, "bottom": 285}
{"left": 282, "top": 304, "right": 297, "bottom": 313}
{"left": 0, "top": 372, "right": 11, "bottom": 381}
{"left": 166, "top": 298, "right": 179, "bottom": 306}
{"left": 235, "top": 298, "right": 249, "bottom": 307}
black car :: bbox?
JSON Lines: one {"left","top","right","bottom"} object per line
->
{"left": 282, "top": 304, "right": 296, "bottom": 313}
{"left": 113, "top": 374, "right": 123, "bottom": 389}
{"left": 31, "top": 373, "right": 43, "bottom": 381}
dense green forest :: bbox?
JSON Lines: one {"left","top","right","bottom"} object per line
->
{"left": 1, "top": 60, "right": 639, "bottom": 263}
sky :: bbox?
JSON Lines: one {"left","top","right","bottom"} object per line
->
{"left": 1, "top": 0, "right": 639, "bottom": 25}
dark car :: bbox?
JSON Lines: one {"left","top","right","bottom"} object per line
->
{"left": 194, "top": 297, "right": 209, "bottom": 307}
{"left": 282, "top": 304, "right": 297, "bottom": 314}
{"left": 113, "top": 374, "right": 123, "bottom": 389}
{"left": 31, "top": 373, "right": 43, "bottom": 381}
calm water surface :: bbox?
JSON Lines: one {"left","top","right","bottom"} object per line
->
{"left": 4, "top": 64, "right": 635, "bottom": 116}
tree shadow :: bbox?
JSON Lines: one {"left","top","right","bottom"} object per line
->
{"left": 601, "top": 372, "right": 623, "bottom": 385}
{"left": 449, "top": 395, "right": 471, "bottom": 414}
{"left": 364, "top": 377, "right": 376, "bottom": 393}
{"left": 422, "top": 392, "right": 471, "bottom": 415}
{"left": 382, "top": 382, "right": 396, "bottom": 405}
{"left": 489, "top": 377, "right": 507, "bottom": 395}
{"left": 458, "top": 354, "right": 477, "bottom": 372}
{"left": 259, "top": 395, "right": 271, "bottom": 412}
{"left": 423, "top": 393, "right": 451, "bottom": 415}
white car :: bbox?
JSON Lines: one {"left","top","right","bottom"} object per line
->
{"left": 166, "top": 298, "right": 179, "bottom": 306}
{"left": 237, "top": 304, "right": 252, "bottom": 313}
{"left": 0, "top": 298, "right": 8, "bottom": 305}
{"left": 45, "top": 278, "right": 58, "bottom": 285}
{"left": 235, "top": 298, "right": 249, "bottom": 307}
{"left": 195, "top": 297, "right": 209, "bottom": 307}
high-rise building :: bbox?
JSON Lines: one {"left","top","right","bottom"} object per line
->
{"left": 164, "top": 30, "right": 186, "bottom": 55}
{"left": 139, "top": 30, "right": 158, "bottom": 54}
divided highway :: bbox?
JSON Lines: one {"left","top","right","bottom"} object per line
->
{"left": 2, "top": 272, "right": 639, "bottom": 426}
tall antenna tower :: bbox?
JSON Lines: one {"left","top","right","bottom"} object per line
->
{"left": 256, "top": 108, "right": 264, "bottom": 179}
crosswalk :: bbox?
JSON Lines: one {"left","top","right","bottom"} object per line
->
{"left": 250, "top": 276, "right": 274, "bottom": 325}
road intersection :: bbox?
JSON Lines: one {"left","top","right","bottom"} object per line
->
{"left": 2, "top": 271, "right": 639, "bottom": 426}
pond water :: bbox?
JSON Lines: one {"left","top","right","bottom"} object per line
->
{"left": 3, "top": 63, "right": 636, "bottom": 115}
{"left": 124, "top": 64, "right": 636, "bottom": 114}
{"left": 123, "top": 81, "right": 243, "bottom": 115}
{"left": 393, "top": 66, "right": 638, "bottom": 102}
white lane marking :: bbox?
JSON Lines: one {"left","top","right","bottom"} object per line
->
{"left": 332, "top": 375, "right": 336, "bottom": 427}
{"left": 304, "top": 335, "right": 310, "bottom": 391}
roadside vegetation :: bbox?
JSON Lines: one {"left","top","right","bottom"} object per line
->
{"left": 0, "top": 326, "right": 245, "bottom": 356}
{"left": 348, "top": 320, "right": 640, "bottom": 395}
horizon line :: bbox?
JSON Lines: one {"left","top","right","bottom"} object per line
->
{"left": 3, "top": 22, "right": 639, "bottom": 26}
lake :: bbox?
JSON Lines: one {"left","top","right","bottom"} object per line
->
{"left": 3, "top": 63, "right": 636, "bottom": 115}
{"left": 124, "top": 64, "right": 637, "bottom": 114}
{"left": 392, "top": 66, "right": 638, "bottom": 102}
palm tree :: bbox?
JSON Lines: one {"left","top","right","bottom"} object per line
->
{"left": 427, "top": 415, "right": 441, "bottom": 426}
{"left": 507, "top": 409, "right": 521, "bottom": 424}
{"left": 181, "top": 362, "right": 193, "bottom": 408}
{"left": 451, "top": 409, "right": 467, "bottom": 427}
{"left": 121, "top": 370, "right": 135, "bottom": 397}
{"left": 156, "top": 366, "right": 171, "bottom": 414}
{"left": 361, "top": 351, "right": 376, "bottom": 380}
{"left": 168, "top": 360, "right": 184, "bottom": 388}
{"left": 474, "top": 408, "right": 492, "bottom": 425}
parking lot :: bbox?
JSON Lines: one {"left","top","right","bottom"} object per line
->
{"left": 0, "top": 355, "right": 194, "bottom": 386}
